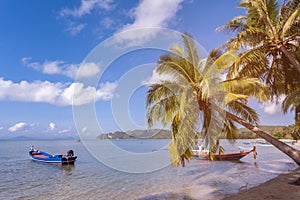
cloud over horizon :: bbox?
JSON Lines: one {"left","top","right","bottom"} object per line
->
{"left": 0, "top": 78, "right": 117, "bottom": 106}
{"left": 22, "top": 57, "right": 101, "bottom": 79}
{"left": 8, "top": 122, "right": 27, "bottom": 132}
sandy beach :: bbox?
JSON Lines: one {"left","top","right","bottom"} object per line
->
{"left": 222, "top": 168, "right": 300, "bottom": 200}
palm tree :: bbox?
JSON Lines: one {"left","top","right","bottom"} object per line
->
{"left": 146, "top": 34, "right": 273, "bottom": 166}
{"left": 216, "top": 0, "right": 300, "bottom": 165}
{"left": 218, "top": 0, "right": 300, "bottom": 107}
{"left": 218, "top": 0, "right": 300, "bottom": 76}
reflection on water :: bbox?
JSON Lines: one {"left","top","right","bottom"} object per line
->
{"left": 0, "top": 140, "right": 298, "bottom": 200}
{"left": 61, "top": 165, "right": 76, "bottom": 172}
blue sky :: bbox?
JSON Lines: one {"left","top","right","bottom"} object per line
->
{"left": 0, "top": 0, "right": 294, "bottom": 139}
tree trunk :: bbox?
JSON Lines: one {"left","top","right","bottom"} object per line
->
{"left": 280, "top": 46, "right": 300, "bottom": 73}
{"left": 296, "top": 105, "right": 300, "bottom": 124}
{"left": 224, "top": 109, "right": 300, "bottom": 166}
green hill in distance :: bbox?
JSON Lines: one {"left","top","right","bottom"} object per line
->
{"left": 96, "top": 129, "right": 171, "bottom": 140}
{"left": 96, "top": 125, "right": 297, "bottom": 140}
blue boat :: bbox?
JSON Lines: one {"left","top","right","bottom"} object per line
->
{"left": 29, "top": 147, "right": 77, "bottom": 165}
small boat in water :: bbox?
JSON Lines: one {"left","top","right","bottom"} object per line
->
{"left": 238, "top": 141, "right": 255, "bottom": 151}
{"left": 29, "top": 146, "right": 77, "bottom": 165}
{"left": 192, "top": 146, "right": 257, "bottom": 161}
{"left": 255, "top": 139, "right": 273, "bottom": 147}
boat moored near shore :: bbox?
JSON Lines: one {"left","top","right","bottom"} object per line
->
{"left": 192, "top": 146, "right": 257, "bottom": 161}
{"left": 29, "top": 146, "right": 77, "bottom": 165}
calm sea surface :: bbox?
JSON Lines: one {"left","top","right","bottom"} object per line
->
{"left": 0, "top": 139, "right": 299, "bottom": 200}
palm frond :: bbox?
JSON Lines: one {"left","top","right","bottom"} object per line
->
{"left": 216, "top": 15, "right": 247, "bottom": 33}
{"left": 222, "top": 78, "right": 270, "bottom": 102}
{"left": 169, "top": 98, "right": 199, "bottom": 166}
{"left": 227, "top": 100, "right": 260, "bottom": 125}
{"left": 231, "top": 47, "right": 268, "bottom": 78}
{"left": 266, "top": 0, "right": 280, "bottom": 24}
{"left": 282, "top": 89, "right": 300, "bottom": 113}
{"left": 222, "top": 119, "right": 239, "bottom": 143}
{"left": 146, "top": 81, "right": 181, "bottom": 107}
{"left": 156, "top": 56, "right": 197, "bottom": 85}
{"left": 170, "top": 44, "right": 185, "bottom": 58}
{"left": 208, "top": 50, "right": 237, "bottom": 74}
{"left": 281, "top": 3, "right": 300, "bottom": 38}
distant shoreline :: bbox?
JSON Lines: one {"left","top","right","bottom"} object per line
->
{"left": 96, "top": 125, "right": 299, "bottom": 140}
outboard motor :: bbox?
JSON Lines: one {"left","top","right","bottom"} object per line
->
{"left": 67, "top": 150, "right": 74, "bottom": 157}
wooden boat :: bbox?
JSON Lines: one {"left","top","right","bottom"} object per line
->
{"left": 192, "top": 146, "right": 257, "bottom": 161}
{"left": 29, "top": 147, "right": 77, "bottom": 165}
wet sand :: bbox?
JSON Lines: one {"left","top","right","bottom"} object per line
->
{"left": 222, "top": 168, "right": 300, "bottom": 200}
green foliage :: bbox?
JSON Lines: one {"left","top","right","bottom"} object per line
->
{"left": 274, "top": 132, "right": 283, "bottom": 139}
{"left": 282, "top": 89, "right": 300, "bottom": 114}
{"left": 146, "top": 33, "right": 267, "bottom": 166}
{"left": 96, "top": 129, "right": 172, "bottom": 140}
{"left": 219, "top": 0, "right": 300, "bottom": 101}
{"left": 287, "top": 123, "right": 300, "bottom": 140}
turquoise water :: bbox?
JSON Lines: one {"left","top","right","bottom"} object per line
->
{"left": 0, "top": 140, "right": 298, "bottom": 200}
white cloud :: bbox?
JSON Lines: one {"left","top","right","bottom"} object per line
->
{"left": 59, "top": 0, "right": 115, "bottom": 35}
{"left": 22, "top": 58, "right": 101, "bottom": 79}
{"left": 8, "top": 122, "right": 27, "bottom": 132}
{"left": 66, "top": 23, "right": 87, "bottom": 36}
{"left": 59, "top": 129, "right": 70, "bottom": 134}
{"left": 0, "top": 127, "right": 3, "bottom": 131}
{"left": 77, "top": 62, "right": 101, "bottom": 78}
{"left": 43, "top": 61, "right": 64, "bottom": 74}
{"left": 49, "top": 122, "right": 56, "bottom": 130}
{"left": 97, "top": 82, "right": 117, "bottom": 100}
{"left": 0, "top": 78, "right": 117, "bottom": 106}
{"left": 112, "top": 0, "right": 184, "bottom": 46}
{"left": 261, "top": 95, "right": 286, "bottom": 115}
{"left": 100, "top": 17, "right": 115, "bottom": 29}
{"left": 122, "top": 0, "right": 183, "bottom": 30}
{"left": 21, "top": 57, "right": 32, "bottom": 64}
{"left": 60, "top": 0, "right": 114, "bottom": 18}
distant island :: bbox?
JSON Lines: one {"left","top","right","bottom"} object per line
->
{"left": 96, "top": 125, "right": 300, "bottom": 140}
{"left": 96, "top": 129, "right": 171, "bottom": 140}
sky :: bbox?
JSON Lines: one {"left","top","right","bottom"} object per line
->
{"left": 0, "top": 0, "right": 294, "bottom": 139}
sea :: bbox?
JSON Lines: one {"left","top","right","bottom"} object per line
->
{"left": 0, "top": 139, "right": 299, "bottom": 200}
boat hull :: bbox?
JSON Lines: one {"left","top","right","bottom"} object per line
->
{"left": 29, "top": 150, "right": 77, "bottom": 165}
{"left": 192, "top": 148, "right": 256, "bottom": 161}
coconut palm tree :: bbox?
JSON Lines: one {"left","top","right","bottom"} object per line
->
{"left": 146, "top": 34, "right": 274, "bottom": 166}
{"left": 218, "top": 0, "right": 300, "bottom": 77}
{"left": 218, "top": 0, "right": 300, "bottom": 104}
{"left": 216, "top": 0, "right": 300, "bottom": 165}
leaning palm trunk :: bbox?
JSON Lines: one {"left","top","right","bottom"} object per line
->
{"left": 217, "top": 106, "right": 300, "bottom": 166}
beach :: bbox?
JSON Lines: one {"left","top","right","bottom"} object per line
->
{"left": 222, "top": 168, "right": 300, "bottom": 200}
